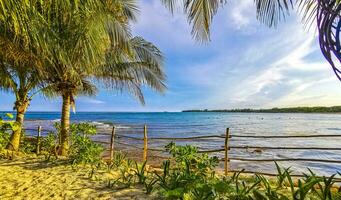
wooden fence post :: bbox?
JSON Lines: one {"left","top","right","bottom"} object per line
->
{"left": 224, "top": 128, "right": 230, "bottom": 176}
{"left": 36, "top": 126, "right": 42, "bottom": 154}
{"left": 110, "top": 126, "right": 116, "bottom": 161}
{"left": 143, "top": 125, "right": 148, "bottom": 162}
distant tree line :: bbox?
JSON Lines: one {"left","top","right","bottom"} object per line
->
{"left": 183, "top": 106, "right": 341, "bottom": 113}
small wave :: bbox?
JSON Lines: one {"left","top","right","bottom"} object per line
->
{"left": 92, "top": 121, "right": 104, "bottom": 125}
{"left": 91, "top": 121, "right": 111, "bottom": 128}
{"left": 116, "top": 125, "right": 132, "bottom": 129}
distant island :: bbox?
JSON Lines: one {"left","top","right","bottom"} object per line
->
{"left": 182, "top": 106, "right": 341, "bottom": 113}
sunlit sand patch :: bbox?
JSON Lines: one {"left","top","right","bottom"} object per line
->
{"left": 0, "top": 158, "right": 156, "bottom": 200}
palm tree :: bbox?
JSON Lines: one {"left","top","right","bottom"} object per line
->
{"left": 16, "top": 0, "right": 135, "bottom": 156}
{"left": 43, "top": 36, "right": 166, "bottom": 155}
{"left": 0, "top": 61, "right": 42, "bottom": 151}
{"left": 161, "top": 0, "right": 341, "bottom": 80}
{"left": 0, "top": 12, "right": 44, "bottom": 150}
{"left": 0, "top": 64, "right": 39, "bottom": 151}
{"left": 30, "top": 0, "right": 165, "bottom": 155}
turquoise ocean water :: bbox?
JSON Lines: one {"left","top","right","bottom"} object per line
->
{"left": 3, "top": 111, "right": 341, "bottom": 176}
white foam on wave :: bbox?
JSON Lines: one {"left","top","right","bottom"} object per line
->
{"left": 91, "top": 121, "right": 111, "bottom": 128}
{"left": 116, "top": 125, "right": 131, "bottom": 129}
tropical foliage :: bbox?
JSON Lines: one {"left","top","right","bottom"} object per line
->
{"left": 0, "top": 113, "right": 18, "bottom": 151}
{"left": 0, "top": 0, "right": 166, "bottom": 154}
{"left": 36, "top": 123, "right": 105, "bottom": 165}
{"left": 105, "top": 143, "right": 341, "bottom": 200}
{"left": 0, "top": 60, "right": 43, "bottom": 151}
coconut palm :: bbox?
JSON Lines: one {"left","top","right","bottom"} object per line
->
{"left": 29, "top": 0, "right": 165, "bottom": 155}
{"left": 0, "top": 62, "right": 42, "bottom": 151}
{"left": 43, "top": 35, "right": 166, "bottom": 155}
{"left": 26, "top": 0, "right": 136, "bottom": 156}
{"left": 0, "top": 11, "right": 45, "bottom": 151}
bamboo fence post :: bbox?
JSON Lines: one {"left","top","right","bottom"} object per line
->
{"left": 110, "top": 126, "right": 116, "bottom": 161}
{"left": 36, "top": 126, "right": 42, "bottom": 154}
{"left": 143, "top": 125, "right": 148, "bottom": 162}
{"left": 224, "top": 128, "right": 230, "bottom": 176}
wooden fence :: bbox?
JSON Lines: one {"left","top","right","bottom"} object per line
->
{"left": 23, "top": 125, "right": 341, "bottom": 179}
{"left": 102, "top": 125, "right": 341, "bottom": 178}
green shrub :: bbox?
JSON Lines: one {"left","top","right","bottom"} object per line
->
{"left": 39, "top": 122, "right": 104, "bottom": 165}
{"left": 156, "top": 142, "right": 221, "bottom": 199}
{"left": 153, "top": 143, "right": 341, "bottom": 200}
{"left": 133, "top": 160, "right": 148, "bottom": 184}
{"left": 41, "top": 132, "right": 58, "bottom": 160}
{"left": 20, "top": 134, "right": 37, "bottom": 154}
{"left": 68, "top": 123, "right": 104, "bottom": 166}
{"left": 0, "top": 113, "right": 18, "bottom": 151}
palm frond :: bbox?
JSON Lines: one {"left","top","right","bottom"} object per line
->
{"left": 94, "top": 36, "right": 166, "bottom": 104}
{"left": 161, "top": 0, "right": 223, "bottom": 42}
{"left": 254, "top": 0, "right": 294, "bottom": 27}
{"left": 0, "top": 62, "right": 17, "bottom": 93}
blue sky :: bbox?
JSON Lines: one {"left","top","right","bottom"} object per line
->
{"left": 1, "top": 0, "right": 341, "bottom": 112}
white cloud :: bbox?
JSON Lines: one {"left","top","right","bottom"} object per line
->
{"left": 229, "top": 0, "right": 255, "bottom": 29}
{"left": 77, "top": 97, "right": 105, "bottom": 105}
{"left": 132, "top": 0, "right": 195, "bottom": 50}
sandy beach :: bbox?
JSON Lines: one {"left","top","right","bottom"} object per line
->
{"left": 0, "top": 157, "right": 156, "bottom": 200}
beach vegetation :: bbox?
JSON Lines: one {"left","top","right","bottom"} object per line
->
{"left": 108, "top": 151, "right": 127, "bottom": 170}
{"left": 0, "top": 113, "right": 17, "bottom": 151}
{"left": 133, "top": 160, "right": 148, "bottom": 184}
{"left": 102, "top": 142, "right": 341, "bottom": 199}
{"left": 68, "top": 123, "right": 104, "bottom": 167}
{"left": 40, "top": 132, "right": 59, "bottom": 161}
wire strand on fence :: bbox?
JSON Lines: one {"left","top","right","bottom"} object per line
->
{"left": 228, "top": 157, "right": 341, "bottom": 164}
{"left": 148, "top": 135, "right": 225, "bottom": 140}
{"left": 93, "top": 140, "right": 110, "bottom": 145}
{"left": 230, "top": 134, "right": 341, "bottom": 138}
{"left": 148, "top": 148, "right": 167, "bottom": 152}
{"left": 198, "top": 148, "right": 225, "bottom": 153}
{"left": 114, "top": 141, "right": 143, "bottom": 150}
{"left": 116, "top": 134, "right": 225, "bottom": 141}
{"left": 116, "top": 135, "right": 144, "bottom": 141}
{"left": 229, "top": 146, "right": 341, "bottom": 150}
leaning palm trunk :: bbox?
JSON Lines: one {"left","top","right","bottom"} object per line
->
{"left": 6, "top": 100, "right": 29, "bottom": 151}
{"left": 59, "top": 94, "right": 71, "bottom": 156}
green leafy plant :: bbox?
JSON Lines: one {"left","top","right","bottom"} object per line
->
{"left": 106, "top": 151, "right": 127, "bottom": 172}
{"left": 0, "top": 113, "right": 18, "bottom": 151}
{"left": 228, "top": 170, "right": 261, "bottom": 200}
{"left": 286, "top": 169, "right": 320, "bottom": 200}
{"left": 254, "top": 174, "right": 289, "bottom": 200}
{"left": 20, "top": 134, "right": 37, "bottom": 154}
{"left": 275, "top": 162, "right": 292, "bottom": 189}
{"left": 41, "top": 132, "right": 59, "bottom": 161}
{"left": 156, "top": 143, "right": 221, "bottom": 199}
{"left": 133, "top": 160, "right": 147, "bottom": 184}
{"left": 144, "top": 176, "right": 158, "bottom": 194}
{"left": 313, "top": 174, "right": 336, "bottom": 200}
{"left": 68, "top": 123, "right": 104, "bottom": 166}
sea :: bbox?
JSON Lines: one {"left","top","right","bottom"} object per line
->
{"left": 2, "top": 111, "right": 341, "bottom": 176}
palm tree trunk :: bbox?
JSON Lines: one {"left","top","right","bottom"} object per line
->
{"left": 59, "top": 94, "right": 71, "bottom": 156}
{"left": 6, "top": 103, "right": 28, "bottom": 151}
